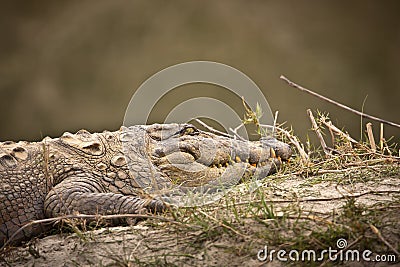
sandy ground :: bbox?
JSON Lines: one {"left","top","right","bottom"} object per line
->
{"left": 1, "top": 173, "right": 399, "bottom": 266}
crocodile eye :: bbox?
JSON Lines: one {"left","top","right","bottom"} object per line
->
{"left": 180, "top": 126, "right": 199, "bottom": 136}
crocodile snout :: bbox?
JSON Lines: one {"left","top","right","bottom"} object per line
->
{"left": 260, "top": 137, "right": 292, "bottom": 161}
{"left": 147, "top": 124, "right": 291, "bottom": 187}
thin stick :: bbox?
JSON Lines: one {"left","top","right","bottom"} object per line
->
{"left": 380, "top": 123, "right": 384, "bottom": 151}
{"left": 260, "top": 124, "right": 309, "bottom": 164}
{"left": 370, "top": 224, "right": 400, "bottom": 257}
{"left": 280, "top": 75, "right": 400, "bottom": 129}
{"left": 273, "top": 110, "right": 279, "bottom": 136}
{"left": 366, "top": 123, "right": 376, "bottom": 152}
{"left": 230, "top": 190, "right": 400, "bottom": 207}
{"left": 194, "top": 119, "right": 233, "bottom": 139}
{"left": 232, "top": 123, "right": 244, "bottom": 134}
{"left": 327, "top": 123, "right": 335, "bottom": 147}
{"left": 320, "top": 117, "right": 358, "bottom": 144}
{"left": 1, "top": 213, "right": 172, "bottom": 250}
{"left": 228, "top": 125, "right": 246, "bottom": 141}
{"left": 307, "top": 109, "right": 330, "bottom": 156}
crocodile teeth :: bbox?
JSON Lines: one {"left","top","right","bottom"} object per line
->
{"left": 235, "top": 156, "right": 241, "bottom": 163}
{"left": 225, "top": 162, "right": 229, "bottom": 167}
{"left": 270, "top": 147, "right": 276, "bottom": 158}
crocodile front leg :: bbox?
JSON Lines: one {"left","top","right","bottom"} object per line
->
{"left": 44, "top": 174, "right": 165, "bottom": 219}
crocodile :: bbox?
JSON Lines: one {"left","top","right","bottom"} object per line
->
{"left": 0, "top": 123, "right": 291, "bottom": 247}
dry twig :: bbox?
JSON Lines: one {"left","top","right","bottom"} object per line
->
{"left": 194, "top": 119, "right": 233, "bottom": 139}
{"left": 366, "top": 122, "right": 377, "bottom": 152}
{"left": 260, "top": 124, "right": 309, "bottom": 164}
{"left": 280, "top": 75, "right": 400, "bottom": 129}
{"left": 307, "top": 109, "right": 330, "bottom": 156}
{"left": 319, "top": 117, "right": 358, "bottom": 144}
{"left": 380, "top": 123, "right": 384, "bottom": 151}
{"left": 231, "top": 190, "right": 400, "bottom": 207}
{"left": 228, "top": 124, "right": 246, "bottom": 141}
{"left": 273, "top": 110, "right": 279, "bottom": 135}
{"left": 369, "top": 224, "right": 400, "bottom": 258}
{"left": 1, "top": 213, "right": 173, "bottom": 250}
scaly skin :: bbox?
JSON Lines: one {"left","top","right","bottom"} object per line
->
{"left": 0, "top": 123, "right": 291, "bottom": 246}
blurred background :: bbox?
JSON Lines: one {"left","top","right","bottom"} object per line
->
{"left": 0, "top": 0, "right": 399, "bottom": 145}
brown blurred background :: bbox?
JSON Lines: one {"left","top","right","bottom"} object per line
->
{"left": 0, "top": 0, "right": 399, "bottom": 145}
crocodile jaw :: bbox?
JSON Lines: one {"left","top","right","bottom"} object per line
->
{"left": 146, "top": 124, "right": 291, "bottom": 188}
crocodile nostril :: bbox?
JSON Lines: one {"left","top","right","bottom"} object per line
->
{"left": 153, "top": 147, "right": 166, "bottom": 157}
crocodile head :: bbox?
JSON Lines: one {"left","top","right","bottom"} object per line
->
{"left": 121, "top": 123, "right": 291, "bottom": 199}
